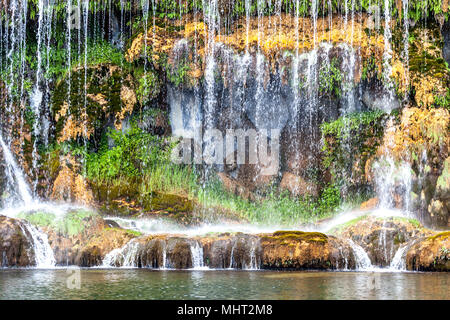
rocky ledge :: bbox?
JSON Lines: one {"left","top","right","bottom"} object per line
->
{"left": 0, "top": 214, "right": 448, "bottom": 271}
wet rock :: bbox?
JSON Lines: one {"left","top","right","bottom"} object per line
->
{"left": 46, "top": 217, "right": 136, "bottom": 267}
{"left": 442, "top": 18, "right": 450, "bottom": 66}
{"left": 339, "top": 216, "right": 433, "bottom": 267}
{"left": 430, "top": 157, "right": 450, "bottom": 227}
{"left": 217, "top": 172, "right": 254, "bottom": 200}
{"left": 360, "top": 198, "right": 379, "bottom": 210}
{"left": 406, "top": 231, "right": 450, "bottom": 271}
{"left": 51, "top": 63, "right": 137, "bottom": 145}
{"left": 0, "top": 215, "right": 34, "bottom": 267}
{"left": 280, "top": 172, "right": 318, "bottom": 197}
{"left": 259, "top": 231, "right": 356, "bottom": 270}
{"left": 201, "top": 236, "right": 234, "bottom": 269}
{"left": 361, "top": 85, "right": 400, "bottom": 112}
{"left": 166, "top": 237, "right": 193, "bottom": 269}
{"left": 136, "top": 237, "right": 166, "bottom": 268}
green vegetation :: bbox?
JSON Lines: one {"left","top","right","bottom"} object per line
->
{"left": 85, "top": 123, "right": 169, "bottom": 181}
{"left": 319, "top": 58, "right": 343, "bottom": 98}
{"left": 321, "top": 110, "right": 388, "bottom": 190}
{"left": 194, "top": 178, "right": 343, "bottom": 226}
{"left": 165, "top": 58, "right": 191, "bottom": 87}
{"left": 136, "top": 71, "right": 161, "bottom": 105}
{"left": 18, "top": 209, "right": 98, "bottom": 236}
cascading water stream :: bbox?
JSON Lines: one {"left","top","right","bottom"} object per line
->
{"left": 0, "top": 133, "right": 33, "bottom": 206}
{"left": 190, "top": 241, "right": 206, "bottom": 269}
{"left": 19, "top": 221, "right": 56, "bottom": 268}
{"left": 102, "top": 239, "right": 140, "bottom": 268}
{"left": 347, "top": 239, "right": 373, "bottom": 271}
{"left": 0, "top": 133, "right": 57, "bottom": 268}
{"left": 390, "top": 245, "right": 408, "bottom": 271}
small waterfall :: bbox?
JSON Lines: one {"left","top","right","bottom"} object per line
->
{"left": 347, "top": 239, "right": 373, "bottom": 271}
{"left": 402, "top": 0, "right": 410, "bottom": 96}
{"left": 228, "top": 240, "right": 236, "bottom": 269}
{"left": 19, "top": 221, "right": 55, "bottom": 268}
{"left": 190, "top": 241, "right": 206, "bottom": 269}
{"left": 337, "top": 246, "right": 349, "bottom": 271}
{"left": 390, "top": 245, "right": 407, "bottom": 271}
{"left": 0, "top": 133, "right": 33, "bottom": 206}
{"left": 245, "top": 238, "right": 260, "bottom": 270}
{"left": 102, "top": 239, "right": 140, "bottom": 268}
{"left": 373, "top": 156, "right": 413, "bottom": 212}
{"left": 373, "top": 118, "right": 413, "bottom": 214}
{"left": 161, "top": 243, "right": 167, "bottom": 269}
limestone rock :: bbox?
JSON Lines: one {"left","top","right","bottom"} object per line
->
{"left": 0, "top": 215, "right": 34, "bottom": 267}
{"left": 339, "top": 216, "right": 433, "bottom": 267}
{"left": 406, "top": 231, "right": 450, "bottom": 271}
{"left": 280, "top": 172, "right": 319, "bottom": 197}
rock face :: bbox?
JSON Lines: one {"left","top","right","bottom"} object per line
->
{"left": 0, "top": 216, "right": 34, "bottom": 267}
{"left": 259, "top": 231, "right": 356, "bottom": 270}
{"left": 46, "top": 217, "right": 136, "bottom": 267}
{"left": 339, "top": 217, "right": 432, "bottom": 267}
{"left": 406, "top": 231, "right": 450, "bottom": 271}
{"left": 102, "top": 231, "right": 355, "bottom": 270}
{"left": 372, "top": 107, "right": 450, "bottom": 228}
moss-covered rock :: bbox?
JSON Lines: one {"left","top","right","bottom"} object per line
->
{"left": 406, "top": 231, "right": 450, "bottom": 271}
{"left": 41, "top": 213, "right": 137, "bottom": 266}
{"left": 51, "top": 63, "right": 137, "bottom": 144}
{"left": 338, "top": 216, "right": 433, "bottom": 267}
{"left": 259, "top": 231, "right": 355, "bottom": 270}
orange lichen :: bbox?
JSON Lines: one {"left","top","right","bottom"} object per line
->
{"left": 125, "top": 25, "right": 178, "bottom": 63}
{"left": 378, "top": 107, "right": 450, "bottom": 161}
{"left": 116, "top": 85, "right": 137, "bottom": 130}
{"left": 127, "top": 15, "right": 389, "bottom": 74}
{"left": 51, "top": 155, "right": 93, "bottom": 205}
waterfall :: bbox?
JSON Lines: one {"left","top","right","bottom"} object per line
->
{"left": 102, "top": 239, "right": 140, "bottom": 268}
{"left": 190, "top": 241, "right": 206, "bottom": 269}
{"left": 374, "top": 156, "right": 413, "bottom": 212}
{"left": 373, "top": 118, "right": 413, "bottom": 214}
{"left": 0, "top": 133, "right": 33, "bottom": 206}
{"left": 381, "top": 0, "right": 396, "bottom": 112}
{"left": 402, "top": 0, "right": 410, "bottom": 97}
{"left": 228, "top": 240, "right": 236, "bottom": 269}
{"left": 19, "top": 221, "right": 55, "bottom": 268}
{"left": 244, "top": 238, "right": 260, "bottom": 270}
{"left": 390, "top": 245, "right": 407, "bottom": 271}
{"left": 347, "top": 239, "right": 373, "bottom": 271}
{"left": 202, "top": 0, "right": 219, "bottom": 170}
{"left": 161, "top": 242, "right": 168, "bottom": 269}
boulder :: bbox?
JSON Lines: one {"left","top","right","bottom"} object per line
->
{"left": 0, "top": 215, "right": 34, "bottom": 267}
{"left": 406, "top": 231, "right": 450, "bottom": 271}
{"left": 217, "top": 172, "right": 254, "bottom": 200}
{"left": 339, "top": 216, "right": 433, "bottom": 267}
{"left": 259, "top": 231, "right": 356, "bottom": 270}
{"left": 280, "top": 172, "right": 319, "bottom": 197}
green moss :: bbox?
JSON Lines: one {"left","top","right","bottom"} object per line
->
{"left": 318, "top": 57, "right": 343, "bottom": 98}
{"left": 328, "top": 215, "right": 369, "bottom": 234}
{"left": 145, "top": 192, "right": 194, "bottom": 213}
{"left": 51, "top": 63, "right": 135, "bottom": 144}
{"left": 18, "top": 209, "right": 98, "bottom": 236}
{"left": 428, "top": 231, "right": 450, "bottom": 241}
{"left": 320, "top": 111, "right": 388, "bottom": 191}
{"left": 136, "top": 70, "right": 161, "bottom": 105}
{"left": 265, "top": 231, "right": 329, "bottom": 243}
